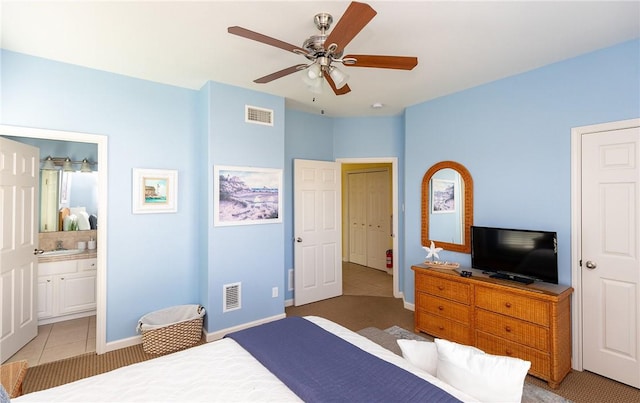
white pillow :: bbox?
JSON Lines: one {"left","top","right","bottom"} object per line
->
{"left": 435, "top": 339, "right": 531, "bottom": 403}
{"left": 396, "top": 339, "right": 438, "bottom": 376}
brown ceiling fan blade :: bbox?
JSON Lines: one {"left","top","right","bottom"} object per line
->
{"left": 325, "top": 74, "right": 351, "bottom": 95}
{"left": 343, "top": 55, "right": 418, "bottom": 70}
{"left": 254, "top": 64, "right": 307, "bottom": 84}
{"left": 228, "top": 26, "right": 306, "bottom": 54}
{"left": 325, "top": 2, "right": 377, "bottom": 54}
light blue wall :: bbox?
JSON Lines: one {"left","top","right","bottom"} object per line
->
{"left": 404, "top": 39, "right": 640, "bottom": 299}
{"left": 206, "top": 81, "right": 286, "bottom": 330}
{"left": 2, "top": 37, "right": 637, "bottom": 341}
{"left": 283, "top": 110, "right": 334, "bottom": 301}
{"left": 2, "top": 50, "right": 202, "bottom": 341}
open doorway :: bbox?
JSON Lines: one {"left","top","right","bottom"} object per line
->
{"left": 337, "top": 157, "right": 400, "bottom": 298}
{"left": 0, "top": 125, "right": 108, "bottom": 360}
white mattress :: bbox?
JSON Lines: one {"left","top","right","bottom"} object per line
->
{"left": 15, "top": 316, "right": 475, "bottom": 402}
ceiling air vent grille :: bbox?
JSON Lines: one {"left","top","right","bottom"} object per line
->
{"left": 245, "top": 105, "right": 274, "bottom": 126}
{"left": 223, "top": 282, "right": 241, "bottom": 312}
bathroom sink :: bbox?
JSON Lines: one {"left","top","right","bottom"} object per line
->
{"left": 40, "top": 249, "right": 83, "bottom": 257}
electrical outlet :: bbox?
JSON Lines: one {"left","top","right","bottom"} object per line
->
{"left": 272, "top": 287, "right": 278, "bottom": 298}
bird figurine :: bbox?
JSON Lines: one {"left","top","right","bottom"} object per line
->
{"left": 423, "top": 241, "right": 443, "bottom": 262}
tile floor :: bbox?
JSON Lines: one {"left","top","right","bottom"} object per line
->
{"left": 5, "top": 263, "right": 386, "bottom": 367}
{"left": 5, "top": 316, "right": 96, "bottom": 367}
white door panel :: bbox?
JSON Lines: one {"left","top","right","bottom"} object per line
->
{"left": 348, "top": 170, "right": 391, "bottom": 270}
{"left": 582, "top": 126, "right": 639, "bottom": 387}
{"left": 294, "top": 159, "right": 341, "bottom": 306}
{"left": 0, "top": 137, "right": 39, "bottom": 363}
{"left": 366, "top": 170, "right": 389, "bottom": 270}
{"left": 348, "top": 173, "right": 366, "bottom": 265}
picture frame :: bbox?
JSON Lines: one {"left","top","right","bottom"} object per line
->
{"left": 214, "top": 165, "right": 282, "bottom": 226}
{"left": 431, "top": 178, "right": 456, "bottom": 214}
{"left": 132, "top": 168, "right": 178, "bottom": 214}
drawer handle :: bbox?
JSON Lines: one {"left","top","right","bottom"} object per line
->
{"left": 505, "top": 326, "right": 512, "bottom": 333}
{"left": 437, "top": 286, "right": 445, "bottom": 291}
{"left": 505, "top": 350, "right": 513, "bottom": 356}
{"left": 505, "top": 302, "right": 512, "bottom": 308}
{"left": 438, "top": 306, "right": 444, "bottom": 311}
{"left": 438, "top": 326, "right": 445, "bottom": 330}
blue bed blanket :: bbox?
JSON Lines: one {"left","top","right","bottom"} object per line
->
{"left": 226, "top": 317, "right": 461, "bottom": 403}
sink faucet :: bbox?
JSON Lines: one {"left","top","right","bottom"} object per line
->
{"left": 56, "top": 241, "right": 65, "bottom": 250}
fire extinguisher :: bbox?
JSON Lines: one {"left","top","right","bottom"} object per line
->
{"left": 386, "top": 249, "right": 393, "bottom": 269}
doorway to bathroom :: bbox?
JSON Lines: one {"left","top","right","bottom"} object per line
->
{"left": 0, "top": 125, "right": 108, "bottom": 362}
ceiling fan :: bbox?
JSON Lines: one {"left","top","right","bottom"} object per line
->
{"left": 228, "top": 1, "right": 418, "bottom": 96}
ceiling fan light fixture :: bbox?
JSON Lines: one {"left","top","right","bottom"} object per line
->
{"left": 329, "top": 66, "right": 349, "bottom": 88}
{"left": 303, "top": 71, "right": 324, "bottom": 94}
{"left": 307, "top": 63, "right": 322, "bottom": 80}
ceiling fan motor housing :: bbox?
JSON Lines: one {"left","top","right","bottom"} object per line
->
{"left": 314, "top": 13, "right": 333, "bottom": 32}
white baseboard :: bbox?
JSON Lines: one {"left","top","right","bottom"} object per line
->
{"left": 205, "top": 313, "right": 286, "bottom": 342}
{"left": 104, "top": 334, "right": 142, "bottom": 353}
{"left": 284, "top": 298, "right": 294, "bottom": 307}
{"left": 403, "top": 300, "right": 415, "bottom": 311}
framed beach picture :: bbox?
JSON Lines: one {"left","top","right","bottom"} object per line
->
{"left": 132, "top": 168, "right": 178, "bottom": 214}
{"left": 214, "top": 165, "right": 282, "bottom": 226}
{"left": 431, "top": 178, "right": 456, "bottom": 214}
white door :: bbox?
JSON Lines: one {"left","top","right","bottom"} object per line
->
{"left": 582, "top": 125, "right": 640, "bottom": 387}
{"left": 293, "top": 159, "right": 342, "bottom": 306}
{"left": 0, "top": 137, "right": 39, "bottom": 363}
{"left": 366, "top": 170, "right": 390, "bottom": 270}
{"left": 348, "top": 173, "right": 367, "bottom": 265}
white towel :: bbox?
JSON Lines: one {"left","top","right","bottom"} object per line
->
{"left": 77, "top": 211, "right": 91, "bottom": 230}
{"left": 63, "top": 214, "right": 76, "bottom": 231}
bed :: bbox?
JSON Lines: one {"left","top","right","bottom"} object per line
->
{"left": 15, "top": 316, "right": 476, "bottom": 402}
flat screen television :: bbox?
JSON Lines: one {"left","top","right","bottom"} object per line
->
{"left": 471, "top": 226, "right": 558, "bottom": 284}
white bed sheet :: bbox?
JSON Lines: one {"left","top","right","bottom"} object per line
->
{"left": 15, "top": 316, "right": 476, "bottom": 402}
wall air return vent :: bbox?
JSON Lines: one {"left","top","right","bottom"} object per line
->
{"left": 223, "top": 282, "right": 241, "bottom": 312}
{"left": 245, "top": 105, "right": 274, "bottom": 126}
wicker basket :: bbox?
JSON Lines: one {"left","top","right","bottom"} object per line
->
{"left": 138, "top": 305, "right": 205, "bottom": 355}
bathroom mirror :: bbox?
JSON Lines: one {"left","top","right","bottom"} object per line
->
{"left": 39, "top": 169, "right": 98, "bottom": 232}
{"left": 422, "top": 161, "right": 473, "bottom": 254}
{"left": 2, "top": 135, "right": 98, "bottom": 232}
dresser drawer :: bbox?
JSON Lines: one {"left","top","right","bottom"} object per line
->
{"left": 417, "top": 311, "right": 472, "bottom": 345}
{"left": 476, "top": 309, "right": 549, "bottom": 351}
{"left": 416, "top": 274, "right": 471, "bottom": 304}
{"left": 476, "top": 331, "right": 550, "bottom": 380}
{"left": 418, "top": 293, "right": 472, "bottom": 324}
{"left": 475, "top": 287, "right": 549, "bottom": 326}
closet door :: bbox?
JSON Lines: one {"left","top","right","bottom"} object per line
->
{"left": 366, "top": 170, "right": 390, "bottom": 270}
{"left": 348, "top": 173, "right": 367, "bottom": 265}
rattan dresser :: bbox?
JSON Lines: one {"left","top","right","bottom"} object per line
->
{"left": 412, "top": 264, "right": 573, "bottom": 388}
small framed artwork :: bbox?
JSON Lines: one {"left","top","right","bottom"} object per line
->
{"left": 132, "top": 168, "right": 178, "bottom": 214}
{"left": 214, "top": 165, "right": 282, "bottom": 226}
{"left": 431, "top": 178, "right": 456, "bottom": 213}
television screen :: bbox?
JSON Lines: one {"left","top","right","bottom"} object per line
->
{"left": 471, "top": 226, "right": 558, "bottom": 284}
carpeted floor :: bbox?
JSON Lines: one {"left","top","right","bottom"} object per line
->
{"left": 20, "top": 295, "right": 640, "bottom": 402}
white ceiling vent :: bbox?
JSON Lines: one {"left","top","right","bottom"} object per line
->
{"left": 223, "top": 282, "right": 241, "bottom": 312}
{"left": 245, "top": 105, "right": 273, "bottom": 126}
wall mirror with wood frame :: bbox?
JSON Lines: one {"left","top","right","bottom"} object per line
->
{"left": 421, "top": 161, "right": 473, "bottom": 253}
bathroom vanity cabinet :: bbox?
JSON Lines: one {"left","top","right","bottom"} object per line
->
{"left": 37, "top": 258, "right": 96, "bottom": 324}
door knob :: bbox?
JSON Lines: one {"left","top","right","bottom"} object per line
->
{"left": 296, "top": 237, "right": 303, "bottom": 243}
{"left": 585, "top": 261, "right": 597, "bottom": 269}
